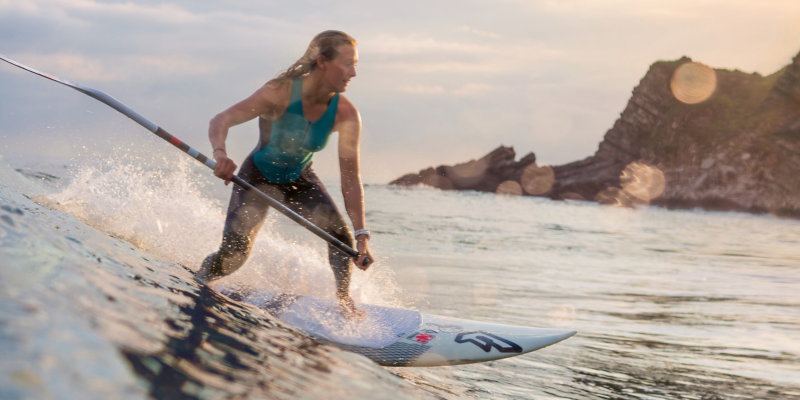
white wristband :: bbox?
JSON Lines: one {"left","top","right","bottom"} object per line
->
{"left": 354, "top": 229, "right": 370, "bottom": 240}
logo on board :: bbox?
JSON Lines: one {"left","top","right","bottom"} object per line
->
{"left": 407, "top": 332, "right": 436, "bottom": 344}
{"left": 454, "top": 331, "right": 522, "bottom": 353}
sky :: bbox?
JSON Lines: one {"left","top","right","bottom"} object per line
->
{"left": 1, "top": 0, "right": 799, "bottom": 183}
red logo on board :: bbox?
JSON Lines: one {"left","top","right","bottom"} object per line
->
{"left": 414, "top": 333, "right": 435, "bottom": 344}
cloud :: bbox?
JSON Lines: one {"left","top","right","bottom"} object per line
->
{"left": 451, "top": 83, "right": 504, "bottom": 96}
{"left": 394, "top": 82, "right": 505, "bottom": 97}
{"left": 5, "top": 53, "right": 119, "bottom": 81}
{"left": 362, "top": 33, "right": 564, "bottom": 79}
{"left": 2, "top": 0, "right": 203, "bottom": 24}
{"left": 374, "top": 60, "right": 514, "bottom": 75}
{"left": 399, "top": 85, "right": 446, "bottom": 95}
{"left": 458, "top": 25, "right": 501, "bottom": 39}
{"left": 361, "top": 33, "right": 560, "bottom": 59}
{"left": 360, "top": 34, "right": 495, "bottom": 55}
{"left": 5, "top": 52, "right": 219, "bottom": 82}
{"left": 550, "top": 0, "right": 800, "bottom": 27}
{"left": 129, "top": 55, "right": 218, "bottom": 77}
{"left": 630, "top": 8, "right": 698, "bottom": 19}
{"left": 0, "top": 0, "right": 88, "bottom": 27}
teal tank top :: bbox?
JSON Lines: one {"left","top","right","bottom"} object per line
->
{"left": 253, "top": 76, "right": 340, "bottom": 183}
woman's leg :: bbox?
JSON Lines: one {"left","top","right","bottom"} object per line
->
{"left": 197, "top": 162, "right": 361, "bottom": 317}
{"left": 284, "top": 167, "right": 356, "bottom": 301}
{"left": 195, "top": 158, "right": 279, "bottom": 283}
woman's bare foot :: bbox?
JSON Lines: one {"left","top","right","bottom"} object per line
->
{"left": 194, "top": 254, "right": 226, "bottom": 284}
{"left": 338, "top": 296, "right": 366, "bottom": 321}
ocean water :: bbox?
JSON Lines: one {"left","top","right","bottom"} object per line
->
{"left": 1, "top": 154, "right": 798, "bottom": 400}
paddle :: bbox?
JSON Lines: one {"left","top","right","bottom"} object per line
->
{"left": 0, "top": 54, "right": 367, "bottom": 264}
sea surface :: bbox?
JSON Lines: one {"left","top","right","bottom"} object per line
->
{"left": 1, "top": 154, "right": 798, "bottom": 400}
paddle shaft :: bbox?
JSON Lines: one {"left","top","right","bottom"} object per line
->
{"left": 0, "top": 54, "right": 363, "bottom": 260}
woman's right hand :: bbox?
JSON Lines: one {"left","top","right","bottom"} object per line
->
{"left": 212, "top": 149, "right": 237, "bottom": 185}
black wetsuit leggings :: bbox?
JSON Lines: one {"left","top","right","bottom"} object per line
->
{"left": 201, "top": 156, "right": 354, "bottom": 297}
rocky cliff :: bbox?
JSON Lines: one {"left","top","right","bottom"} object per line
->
{"left": 391, "top": 51, "right": 800, "bottom": 217}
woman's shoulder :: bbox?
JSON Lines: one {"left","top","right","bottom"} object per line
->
{"left": 261, "top": 79, "right": 293, "bottom": 100}
{"left": 257, "top": 79, "right": 293, "bottom": 119}
{"left": 335, "top": 94, "right": 360, "bottom": 121}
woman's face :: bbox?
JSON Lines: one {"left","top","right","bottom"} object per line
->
{"left": 323, "top": 44, "right": 358, "bottom": 93}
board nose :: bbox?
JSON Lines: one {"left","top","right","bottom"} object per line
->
{"left": 515, "top": 329, "right": 577, "bottom": 353}
{"left": 550, "top": 329, "right": 577, "bottom": 343}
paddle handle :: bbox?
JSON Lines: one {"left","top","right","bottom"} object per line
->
{"left": 0, "top": 54, "right": 366, "bottom": 262}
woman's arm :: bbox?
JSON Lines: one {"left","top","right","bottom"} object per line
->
{"left": 337, "top": 96, "right": 374, "bottom": 270}
{"left": 209, "top": 82, "right": 287, "bottom": 184}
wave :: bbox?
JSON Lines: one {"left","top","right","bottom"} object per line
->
{"left": 0, "top": 155, "right": 428, "bottom": 399}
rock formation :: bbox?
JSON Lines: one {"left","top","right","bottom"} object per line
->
{"left": 390, "top": 146, "right": 537, "bottom": 193}
{"left": 391, "top": 50, "right": 800, "bottom": 217}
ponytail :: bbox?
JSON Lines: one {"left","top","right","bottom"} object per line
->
{"left": 268, "top": 30, "right": 356, "bottom": 85}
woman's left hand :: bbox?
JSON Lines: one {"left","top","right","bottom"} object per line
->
{"left": 354, "top": 238, "right": 374, "bottom": 271}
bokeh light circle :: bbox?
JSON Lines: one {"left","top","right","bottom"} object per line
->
{"left": 595, "top": 163, "right": 666, "bottom": 208}
{"left": 620, "top": 163, "right": 666, "bottom": 201}
{"left": 520, "top": 164, "right": 554, "bottom": 195}
{"left": 495, "top": 180, "right": 522, "bottom": 196}
{"left": 671, "top": 62, "right": 717, "bottom": 104}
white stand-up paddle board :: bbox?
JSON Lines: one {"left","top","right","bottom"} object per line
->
{"left": 226, "top": 290, "right": 576, "bottom": 367}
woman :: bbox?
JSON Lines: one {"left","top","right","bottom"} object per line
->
{"left": 194, "top": 30, "right": 373, "bottom": 319}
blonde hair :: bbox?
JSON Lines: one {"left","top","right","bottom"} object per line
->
{"left": 268, "top": 30, "right": 356, "bottom": 85}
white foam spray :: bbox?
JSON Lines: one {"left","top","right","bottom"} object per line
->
{"left": 37, "top": 153, "right": 402, "bottom": 306}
